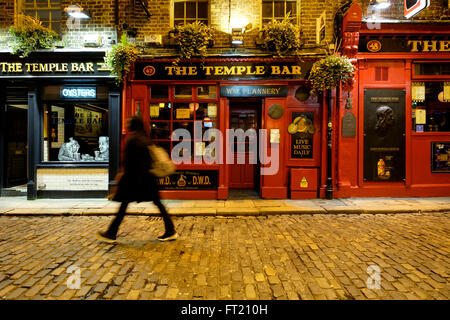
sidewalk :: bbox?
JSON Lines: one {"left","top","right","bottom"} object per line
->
{"left": 1, "top": 196, "right": 450, "bottom": 216}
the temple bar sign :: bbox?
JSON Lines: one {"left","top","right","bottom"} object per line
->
{"left": 134, "top": 61, "right": 313, "bottom": 80}
{"left": 0, "top": 61, "right": 111, "bottom": 77}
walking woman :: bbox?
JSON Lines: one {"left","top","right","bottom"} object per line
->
{"left": 96, "top": 116, "right": 178, "bottom": 243}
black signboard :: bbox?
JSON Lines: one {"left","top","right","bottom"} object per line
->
{"left": 157, "top": 170, "right": 218, "bottom": 190}
{"left": 220, "top": 85, "right": 287, "bottom": 98}
{"left": 134, "top": 60, "right": 313, "bottom": 80}
{"left": 290, "top": 112, "right": 315, "bottom": 159}
{"left": 363, "top": 89, "right": 405, "bottom": 182}
{"left": 359, "top": 37, "right": 450, "bottom": 53}
{"left": 431, "top": 142, "right": 450, "bottom": 173}
{"left": 0, "top": 55, "right": 111, "bottom": 78}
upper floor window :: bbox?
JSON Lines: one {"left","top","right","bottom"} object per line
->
{"left": 174, "top": 0, "right": 208, "bottom": 26}
{"left": 21, "top": 0, "right": 62, "bottom": 34}
{"left": 262, "top": 0, "right": 297, "bottom": 25}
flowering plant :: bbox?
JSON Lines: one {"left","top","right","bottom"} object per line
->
{"left": 9, "top": 14, "right": 59, "bottom": 57}
{"left": 170, "top": 21, "right": 213, "bottom": 65}
{"left": 260, "top": 14, "right": 302, "bottom": 57}
{"left": 105, "top": 34, "right": 140, "bottom": 85}
{"left": 308, "top": 54, "right": 354, "bottom": 94}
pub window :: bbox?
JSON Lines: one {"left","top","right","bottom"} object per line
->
{"left": 262, "top": 0, "right": 297, "bottom": 25}
{"left": 41, "top": 86, "right": 109, "bottom": 162}
{"left": 149, "top": 85, "right": 218, "bottom": 160}
{"left": 411, "top": 81, "right": 450, "bottom": 132}
{"left": 20, "top": 0, "right": 62, "bottom": 35}
{"left": 173, "top": 0, "right": 208, "bottom": 26}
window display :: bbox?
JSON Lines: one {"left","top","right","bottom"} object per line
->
{"left": 412, "top": 82, "right": 450, "bottom": 132}
{"left": 43, "top": 103, "right": 109, "bottom": 162}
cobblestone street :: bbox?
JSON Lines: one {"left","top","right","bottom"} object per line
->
{"left": 0, "top": 213, "right": 448, "bottom": 300}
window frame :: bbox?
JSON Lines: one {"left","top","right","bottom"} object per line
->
{"left": 173, "top": 0, "right": 209, "bottom": 27}
{"left": 19, "top": 0, "right": 62, "bottom": 34}
{"left": 261, "top": 0, "right": 298, "bottom": 25}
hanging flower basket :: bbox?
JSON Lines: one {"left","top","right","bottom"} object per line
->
{"left": 169, "top": 21, "right": 213, "bottom": 65}
{"left": 308, "top": 54, "right": 354, "bottom": 94}
{"left": 9, "top": 14, "right": 59, "bottom": 57}
{"left": 260, "top": 14, "right": 302, "bottom": 58}
{"left": 104, "top": 34, "right": 140, "bottom": 85}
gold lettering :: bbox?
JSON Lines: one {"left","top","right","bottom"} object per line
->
{"left": 236, "top": 66, "right": 246, "bottom": 75}
{"left": 271, "top": 66, "right": 281, "bottom": 74}
{"left": 32, "top": 63, "right": 39, "bottom": 72}
{"left": 71, "top": 63, "right": 79, "bottom": 72}
{"left": 214, "top": 66, "right": 224, "bottom": 75}
{"left": 203, "top": 66, "right": 214, "bottom": 75}
{"left": 422, "top": 40, "right": 437, "bottom": 52}
{"left": 165, "top": 66, "right": 175, "bottom": 75}
{"left": 255, "top": 66, "right": 265, "bottom": 75}
{"left": 86, "top": 62, "right": 94, "bottom": 72}
{"left": 188, "top": 66, "right": 197, "bottom": 75}
{"left": 407, "top": 40, "right": 421, "bottom": 52}
{"left": 282, "top": 66, "right": 291, "bottom": 75}
{"left": 246, "top": 66, "right": 256, "bottom": 75}
{"left": 61, "top": 63, "right": 68, "bottom": 72}
{"left": 223, "top": 66, "right": 235, "bottom": 75}
{"left": 439, "top": 40, "right": 450, "bottom": 52}
{"left": 291, "top": 66, "right": 301, "bottom": 75}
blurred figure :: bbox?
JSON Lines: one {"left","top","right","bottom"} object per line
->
{"left": 96, "top": 116, "right": 177, "bottom": 243}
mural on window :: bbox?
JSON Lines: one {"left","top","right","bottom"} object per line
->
{"left": 43, "top": 103, "right": 109, "bottom": 162}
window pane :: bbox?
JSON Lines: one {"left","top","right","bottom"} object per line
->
{"left": 197, "top": 85, "right": 216, "bottom": 99}
{"left": 37, "top": 0, "right": 48, "bottom": 7}
{"left": 52, "top": 22, "right": 61, "bottom": 34}
{"left": 174, "top": 2, "right": 184, "bottom": 19}
{"left": 155, "top": 141, "right": 171, "bottom": 156}
{"left": 150, "top": 121, "right": 171, "bottom": 140}
{"left": 174, "top": 20, "right": 184, "bottom": 26}
{"left": 150, "top": 102, "right": 171, "bottom": 120}
{"left": 24, "top": 10, "right": 36, "bottom": 17}
{"left": 262, "top": 2, "right": 273, "bottom": 18}
{"left": 262, "top": 18, "right": 272, "bottom": 25}
{"left": 51, "top": 9, "right": 61, "bottom": 21}
{"left": 151, "top": 86, "right": 169, "bottom": 99}
{"left": 274, "top": 1, "right": 284, "bottom": 18}
{"left": 174, "top": 85, "right": 192, "bottom": 99}
{"left": 286, "top": 2, "right": 296, "bottom": 16}
{"left": 196, "top": 103, "right": 217, "bottom": 121}
{"left": 186, "top": 2, "right": 196, "bottom": 18}
{"left": 198, "top": 2, "right": 208, "bottom": 19}
{"left": 173, "top": 103, "right": 193, "bottom": 120}
{"left": 173, "top": 121, "right": 193, "bottom": 137}
{"left": 39, "top": 10, "right": 50, "bottom": 20}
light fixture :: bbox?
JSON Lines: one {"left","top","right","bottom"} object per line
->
{"left": 64, "top": 5, "right": 91, "bottom": 19}
{"left": 369, "top": 0, "right": 391, "bottom": 10}
{"left": 231, "top": 28, "right": 243, "bottom": 46}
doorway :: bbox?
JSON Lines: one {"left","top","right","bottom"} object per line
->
{"left": 4, "top": 104, "right": 28, "bottom": 188}
{"left": 229, "top": 101, "right": 261, "bottom": 191}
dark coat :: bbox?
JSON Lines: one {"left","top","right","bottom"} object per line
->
{"left": 112, "top": 132, "right": 159, "bottom": 202}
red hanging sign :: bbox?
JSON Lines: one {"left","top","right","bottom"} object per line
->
{"left": 404, "top": 0, "right": 430, "bottom": 19}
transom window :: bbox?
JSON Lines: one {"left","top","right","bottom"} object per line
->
{"left": 21, "top": 0, "right": 62, "bottom": 34}
{"left": 262, "top": 0, "right": 297, "bottom": 25}
{"left": 174, "top": 0, "right": 208, "bottom": 26}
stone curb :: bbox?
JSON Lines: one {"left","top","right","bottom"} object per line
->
{"left": 0, "top": 207, "right": 449, "bottom": 216}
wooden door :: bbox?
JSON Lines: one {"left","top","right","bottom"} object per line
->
{"left": 229, "top": 103, "right": 258, "bottom": 188}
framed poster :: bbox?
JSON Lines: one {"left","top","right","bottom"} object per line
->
{"left": 289, "top": 112, "right": 315, "bottom": 159}
{"left": 431, "top": 142, "right": 450, "bottom": 173}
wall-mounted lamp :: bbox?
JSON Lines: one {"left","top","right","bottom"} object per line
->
{"left": 369, "top": 0, "right": 391, "bottom": 10}
{"left": 64, "top": 5, "right": 91, "bottom": 19}
{"left": 231, "top": 28, "right": 244, "bottom": 45}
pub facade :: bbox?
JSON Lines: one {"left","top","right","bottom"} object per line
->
{"left": 0, "top": 51, "right": 121, "bottom": 199}
{"left": 125, "top": 57, "right": 327, "bottom": 199}
{"left": 334, "top": 3, "right": 450, "bottom": 198}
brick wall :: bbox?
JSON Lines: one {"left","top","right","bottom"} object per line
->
{"left": 0, "top": 0, "right": 449, "bottom": 52}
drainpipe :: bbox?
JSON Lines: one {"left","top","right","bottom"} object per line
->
{"left": 325, "top": 88, "right": 334, "bottom": 199}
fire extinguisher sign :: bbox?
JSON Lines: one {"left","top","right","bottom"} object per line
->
{"left": 404, "top": 0, "right": 430, "bottom": 19}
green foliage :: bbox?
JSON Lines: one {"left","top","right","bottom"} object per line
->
{"left": 260, "top": 14, "right": 302, "bottom": 58}
{"left": 308, "top": 54, "right": 354, "bottom": 94}
{"left": 105, "top": 34, "right": 140, "bottom": 85}
{"left": 8, "top": 14, "right": 59, "bottom": 57}
{"left": 170, "top": 21, "right": 213, "bottom": 65}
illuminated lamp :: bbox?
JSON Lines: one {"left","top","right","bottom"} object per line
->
{"left": 64, "top": 5, "right": 91, "bottom": 19}
{"left": 369, "top": 0, "right": 391, "bottom": 9}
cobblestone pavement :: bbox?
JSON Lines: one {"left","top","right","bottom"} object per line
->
{"left": 0, "top": 213, "right": 448, "bottom": 300}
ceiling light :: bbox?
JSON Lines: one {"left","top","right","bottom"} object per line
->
{"left": 64, "top": 5, "right": 91, "bottom": 19}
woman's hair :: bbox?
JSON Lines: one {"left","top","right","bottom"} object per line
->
{"left": 127, "top": 116, "right": 145, "bottom": 133}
